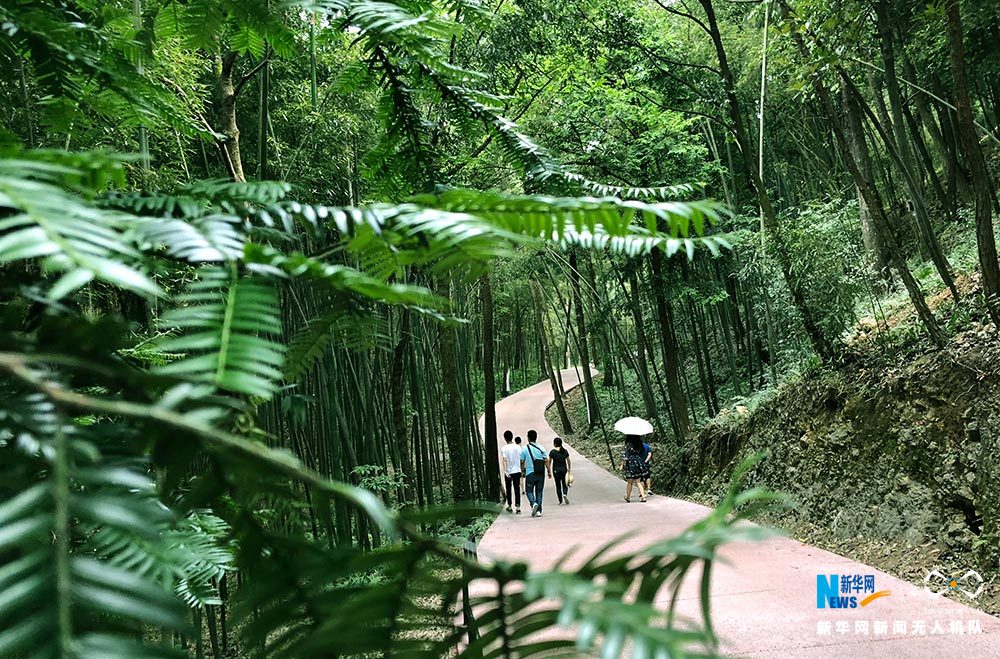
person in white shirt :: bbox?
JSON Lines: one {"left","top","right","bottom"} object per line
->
{"left": 500, "top": 430, "right": 523, "bottom": 514}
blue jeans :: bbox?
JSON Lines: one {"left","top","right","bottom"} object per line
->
{"left": 525, "top": 472, "right": 545, "bottom": 511}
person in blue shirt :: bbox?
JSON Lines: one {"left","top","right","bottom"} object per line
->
{"left": 520, "top": 429, "right": 549, "bottom": 517}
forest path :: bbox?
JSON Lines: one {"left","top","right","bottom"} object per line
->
{"left": 476, "top": 369, "right": 1000, "bottom": 657}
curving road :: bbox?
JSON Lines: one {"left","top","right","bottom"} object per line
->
{"left": 477, "top": 368, "right": 1000, "bottom": 657}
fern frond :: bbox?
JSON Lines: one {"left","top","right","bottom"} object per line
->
{"left": 104, "top": 179, "right": 292, "bottom": 218}
{"left": 139, "top": 214, "right": 246, "bottom": 263}
{"left": 156, "top": 267, "right": 286, "bottom": 399}
{"left": 284, "top": 304, "right": 390, "bottom": 382}
{"left": 245, "top": 244, "right": 451, "bottom": 314}
{"left": 0, "top": 158, "right": 160, "bottom": 300}
{"left": 0, "top": 402, "right": 189, "bottom": 659}
{"left": 89, "top": 509, "right": 233, "bottom": 609}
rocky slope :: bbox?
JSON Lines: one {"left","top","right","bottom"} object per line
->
{"left": 551, "top": 325, "right": 1000, "bottom": 615}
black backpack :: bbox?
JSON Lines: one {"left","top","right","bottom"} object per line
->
{"left": 527, "top": 443, "right": 546, "bottom": 476}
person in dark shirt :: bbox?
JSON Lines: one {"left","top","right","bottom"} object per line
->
{"left": 549, "top": 437, "right": 572, "bottom": 505}
{"left": 620, "top": 434, "right": 647, "bottom": 502}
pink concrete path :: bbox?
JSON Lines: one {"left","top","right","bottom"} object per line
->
{"left": 477, "top": 369, "right": 1000, "bottom": 657}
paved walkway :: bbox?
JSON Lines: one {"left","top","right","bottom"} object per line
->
{"left": 477, "top": 369, "right": 1000, "bottom": 657}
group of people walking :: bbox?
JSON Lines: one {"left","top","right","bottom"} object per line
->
{"left": 499, "top": 429, "right": 571, "bottom": 517}
{"left": 499, "top": 426, "right": 655, "bottom": 514}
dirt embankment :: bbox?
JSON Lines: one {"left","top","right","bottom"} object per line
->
{"left": 679, "top": 325, "right": 1000, "bottom": 615}
{"left": 550, "top": 324, "right": 1000, "bottom": 615}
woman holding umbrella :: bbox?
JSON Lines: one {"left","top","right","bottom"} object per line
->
{"left": 614, "top": 417, "right": 654, "bottom": 503}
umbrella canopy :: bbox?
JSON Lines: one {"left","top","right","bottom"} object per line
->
{"left": 614, "top": 416, "right": 654, "bottom": 436}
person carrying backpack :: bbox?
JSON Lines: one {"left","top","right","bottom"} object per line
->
{"left": 520, "top": 429, "right": 549, "bottom": 517}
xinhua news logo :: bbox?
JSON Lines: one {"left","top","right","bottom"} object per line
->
{"left": 817, "top": 574, "right": 892, "bottom": 609}
{"left": 924, "top": 570, "right": 984, "bottom": 600}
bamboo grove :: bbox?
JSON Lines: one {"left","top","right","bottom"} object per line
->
{"left": 1, "top": 0, "right": 999, "bottom": 656}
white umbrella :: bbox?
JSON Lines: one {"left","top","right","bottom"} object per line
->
{"left": 614, "top": 416, "right": 654, "bottom": 436}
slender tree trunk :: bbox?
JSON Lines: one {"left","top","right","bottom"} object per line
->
{"left": 217, "top": 51, "right": 246, "bottom": 182}
{"left": 875, "top": 0, "right": 917, "bottom": 184}
{"left": 845, "top": 74, "right": 959, "bottom": 301}
{"left": 779, "top": 1, "right": 944, "bottom": 346}
{"left": 257, "top": 47, "right": 270, "bottom": 180}
{"left": 903, "top": 57, "right": 948, "bottom": 157}
{"left": 649, "top": 248, "right": 690, "bottom": 434}
{"left": 17, "top": 54, "right": 34, "bottom": 147}
{"left": 480, "top": 273, "right": 501, "bottom": 501}
{"left": 932, "top": 73, "right": 975, "bottom": 204}
{"left": 843, "top": 87, "right": 892, "bottom": 285}
{"left": 627, "top": 266, "right": 660, "bottom": 423}
{"left": 568, "top": 251, "right": 600, "bottom": 429}
{"left": 390, "top": 309, "right": 413, "bottom": 502}
{"left": 533, "top": 283, "right": 573, "bottom": 433}
{"left": 863, "top": 11, "right": 959, "bottom": 298}
{"left": 946, "top": 0, "right": 1000, "bottom": 326}
{"left": 903, "top": 103, "right": 952, "bottom": 218}
{"left": 133, "top": 0, "right": 149, "bottom": 171}
{"left": 695, "top": 303, "right": 720, "bottom": 414}
{"left": 436, "top": 278, "right": 471, "bottom": 501}
{"left": 309, "top": 14, "right": 319, "bottom": 111}
{"left": 697, "top": 0, "right": 834, "bottom": 361}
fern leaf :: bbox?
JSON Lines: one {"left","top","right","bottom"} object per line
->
{"left": 156, "top": 267, "right": 286, "bottom": 399}
{"left": 139, "top": 214, "right": 246, "bottom": 263}
{"left": 284, "top": 305, "right": 389, "bottom": 383}
{"left": 0, "top": 158, "right": 160, "bottom": 299}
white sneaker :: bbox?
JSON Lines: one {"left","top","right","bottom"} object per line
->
{"left": 531, "top": 503, "right": 539, "bottom": 517}
{"left": 537, "top": 511, "right": 542, "bottom": 517}
{"left": 564, "top": 496, "right": 569, "bottom": 505}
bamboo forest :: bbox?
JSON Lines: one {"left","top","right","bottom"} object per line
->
{"left": 3, "top": 0, "right": 1000, "bottom": 656}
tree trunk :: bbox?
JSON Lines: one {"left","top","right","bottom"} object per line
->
{"left": 649, "top": 248, "right": 690, "bottom": 435}
{"left": 533, "top": 283, "right": 573, "bottom": 433}
{"left": 257, "top": 48, "right": 270, "bottom": 180}
{"left": 217, "top": 51, "right": 246, "bottom": 182}
{"left": 390, "top": 309, "right": 413, "bottom": 502}
{"left": 846, "top": 76, "right": 959, "bottom": 300}
{"left": 627, "top": 266, "right": 660, "bottom": 423}
{"left": 903, "top": 103, "right": 952, "bottom": 218}
{"left": 779, "top": 1, "right": 943, "bottom": 346}
{"left": 931, "top": 73, "right": 976, "bottom": 204}
{"left": 946, "top": 0, "right": 1000, "bottom": 326}
{"left": 875, "top": 0, "right": 916, "bottom": 183}
{"left": 480, "top": 273, "right": 501, "bottom": 502}
{"left": 697, "top": 0, "right": 834, "bottom": 361}
{"left": 568, "top": 251, "right": 600, "bottom": 429}
{"left": 436, "top": 278, "right": 471, "bottom": 501}
{"left": 843, "top": 87, "right": 892, "bottom": 285}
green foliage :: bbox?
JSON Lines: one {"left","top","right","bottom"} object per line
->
{"left": 0, "top": 156, "right": 160, "bottom": 300}
{"left": 0, "top": 132, "right": 728, "bottom": 656}
{"left": 782, "top": 199, "right": 866, "bottom": 344}
{"left": 0, "top": 0, "right": 844, "bottom": 655}
{"left": 156, "top": 268, "right": 286, "bottom": 399}
{"left": 0, "top": 397, "right": 189, "bottom": 658}
{"left": 352, "top": 464, "right": 407, "bottom": 494}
